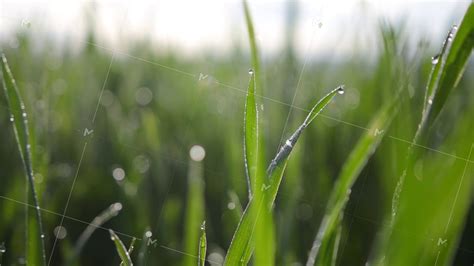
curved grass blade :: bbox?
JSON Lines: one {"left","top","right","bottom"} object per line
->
{"left": 224, "top": 86, "right": 344, "bottom": 265}
{"left": 183, "top": 153, "right": 205, "bottom": 266}
{"left": 71, "top": 202, "right": 123, "bottom": 262}
{"left": 109, "top": 229, "right": 133, "bottom": 266}
{"left": 425, "top": 4, "right": 474, "bottom": 127}
{"left": 1, "top": 54, "right": 46, "bottom": 266}
{"left": 120, "top": 238, "right": 136, "bottom": 266}
{"left": 198, "top": 221, "right": 207, "bottom": 266}
{"left": 391, "top": 3, "right": 474, "bottom": 225}
{"left": 306, "top": 96, "right": 399, "bottom": 266}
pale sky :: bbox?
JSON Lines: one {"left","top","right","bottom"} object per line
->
{"left": 0, "top": 0, "right": 471, "bottom": 58}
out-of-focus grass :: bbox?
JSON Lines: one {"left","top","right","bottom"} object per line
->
{"left": 0, "top": 2, "right": 473, "bottom": 266}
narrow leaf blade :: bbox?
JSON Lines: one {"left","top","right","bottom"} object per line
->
{"left": 109, "top": 230, "right": 133, "bottom": 266}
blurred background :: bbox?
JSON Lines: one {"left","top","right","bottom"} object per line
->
{"left": 0, "top": 0, "right": 473, "bottom": 265}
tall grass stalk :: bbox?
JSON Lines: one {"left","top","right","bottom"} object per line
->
{"left": 391, "top": 2, "right": 474, "bottom": 226}
{"left": 183, "top": 148, "right": 205, "bottom": 266}
{"left": 306, "top": 96, "right": 399, "bottom": 265}
{"left": 1, "top": 54, "right": 46, "bottom": 266}
{"left": 224, "top": 85, "right": 344, "bottom": 265}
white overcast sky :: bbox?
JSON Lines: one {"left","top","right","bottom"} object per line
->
{"left": 0, "top": 0, "right": 471, "bottom": 58}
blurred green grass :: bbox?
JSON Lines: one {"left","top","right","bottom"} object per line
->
{"left": 1, "top": 4, "right": 474, "bottom": 265}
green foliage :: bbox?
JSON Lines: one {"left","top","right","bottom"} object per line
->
{"left": 198, "top": 221, "right": 207, "bottom": 266}
{"left": 307, "top": 96, "right": 399, "bottom": 265}
{"left": 109, "top": 230, "right": 133, "bottom": 266}
{"left": 183, "top": 155, "right": 205, "bottom": 266}
{"left": 224, "top": 86, "right": 343, "bottom": 265}
{"left": 1, "top": 54, "right": 46, "bottom": 266}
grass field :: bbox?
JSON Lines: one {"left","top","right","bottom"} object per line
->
{"left": 0, "top": 2, "right": 473, "bottom": 265}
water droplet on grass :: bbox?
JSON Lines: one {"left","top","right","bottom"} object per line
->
{"left": 9, "top": 116, "right": 14, "bottom": 122}
{"left": 200, "top": 221, "right": 206, "bottom": 231}
{"left": 248, "top": 68, "right": 254, "bottom": 75}
{"left": 145, "top": 231, "right": 153, "bottom": 238}
{"left": 337, "top": 86, "right": 345, "bottom": 95}
{"left": 431, "top": 54, "right": 440, "bottom": 64}
{"left": 227, "top": 202, "right": 236, "bottom": 210}
{"left": 0, "top": 242, "right": 5, "bottom": 253}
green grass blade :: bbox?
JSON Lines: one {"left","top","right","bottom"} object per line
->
{"left": 306, "top": 97, "right": 399, "bottom": 266}
{"left": 244, "top": 72, "right": 260, "bottom": 197}
{"left": 137, "top": 229, "right": 152, "bottom": 266}
{"left": 71, "top": 202, "right": 123, "bottom": 262}
{"left": 109, "top": 230, "right": 133, "bottom": 266}
{"left": 183, "top": 150, "right": 205, "bottom": 266}
{"left": 1, "top": 54, "right": 46, "bottom": 266}
{"left": 198, "top": 221, "right": 207, "bottom": 266}
{"left": 425, "top": 4, "right": 474, "bottom": 126}
{"left": 120, "top": 238, "right": 136, "bottom": 266}
{"left": 314, "top": 219, "right": 342, "bottom": 266}
{"left": 391, "top": 3, "right": 473, "bottom": 224}
{"left": 243, "top": 0, "right": 261, "bottom": 96}
{"left": 224, "top": 86, "right": 343, "bottom": 265}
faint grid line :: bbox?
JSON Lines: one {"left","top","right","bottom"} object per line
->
{"left": 277, "top": 29, "right": 317, "bottom": 150}
{"left": 92, "top": 53, "right": 116, "bottom": 123}
{"left": 444, "top": 143, "right": 474, "bottom": 233}
{"left": 71, "top": 39, "right": 474, "bottom": 165}
{"left": 47, "top": 141, "right": 88, "bottom": 265}
{"left": 0, "top": 194, "right": 228, "bottom": 264}
{"left": 0, "top": 195, "right": 138, "bottom": 240}
{"left": 47, "top": 3, "right": 131, "bottom": 264}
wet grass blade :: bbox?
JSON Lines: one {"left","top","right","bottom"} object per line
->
{"left": 391, "top": 2, "right": 474, "bottom": 225}
{"left": 183, "top": 152, "right": 205, "bottom": 266}
{"left": 425, "top": 3, "right": 474, "bottom": 127}
{"left": 71, "top": 202, "right": 123, "bottom": 262}
{"left": 244, "top": 72, "right": 261, "bottom": 197}
{"left": 1, "top": 54, "right": 46, "bottom": 266}
{"left": 306, "top": 97, "right": 399, "bottom": 266}
{"left": 198, "top": 221, "right": 207, "bottom": 266}
{"left": 109, "top": 230, "right": 133, "bottom": 266}
{"left": 224, "top": 86, "right": 344, "bottom": 265}
{"left": 243, "top": 0, "right": 265, "bottom": 200}
{"left": 243, "top": 0, "right": 261, "bottom": 95}
{"left": 119, "top": 238, "right": 136, "bottom": 266}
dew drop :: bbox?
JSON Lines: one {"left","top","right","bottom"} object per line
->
{"left": 431, "top": 54, "right": 440, "bottom": 64}
{"left": 22, "top": 112, "right": 27, "bottom": 118}
{"left": 227, "top": 202, "right": 236, "bottom": 210}
{"left": 9, "top": 116, "right": 14, "bottom": 122}
{"left": 189, "top": 145, "right": 206, "bottom": 162}
{"left": 112, "top": 167, "right": 125, "bottom": 181}
{"left": 145, "top": 231, "right": 153, "bottom": 238}
{"left": 337, "top": 86, "right": 345, "bottom": 95}
{"left": 53, "top": 226, "right": 67, "bottom": 239}
{"left": 200, "top": 221, "right": 206, "bottom": 231}
{"left": 40, "top": 234, "right": 45, "bottom": 239}
{"left": 248, "top": 68, "right": 254, "bottom": 75}
{"left": 428, "top": 99, "right": 433, "bottom": 105}
{"left": 0, "top": 242, "right": 5, "bottom": 253}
